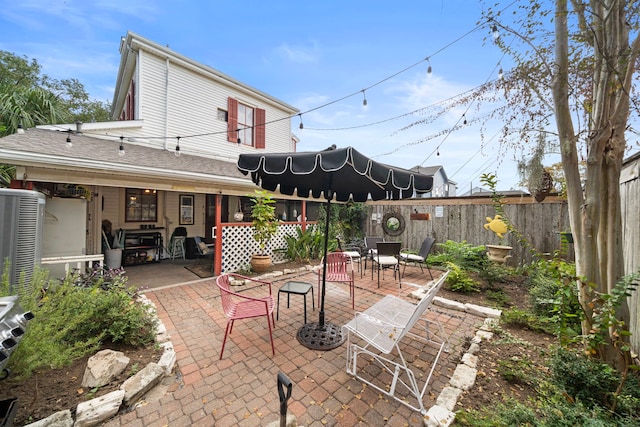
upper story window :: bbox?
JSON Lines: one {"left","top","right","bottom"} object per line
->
{"left": 125, "top": 188, "right": 157, "bottom": 222}
{"left": 227, "top": 97, "right": 265, "bottom": 148}
{"left": 237, "top": 103, "right": 254, "bottom": 146}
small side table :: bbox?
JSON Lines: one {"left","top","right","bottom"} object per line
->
{"left": 277, "top": 281, "right": 315, "bottom": 324}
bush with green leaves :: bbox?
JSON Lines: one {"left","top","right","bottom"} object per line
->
{"left": 428, "top": 240, "right": 489, "bottom": 273}
{"left": 281, "top": 226, "right": 328, "bottom": 262}
{"left": 443, "top": 262, "right": 479, "bottom": 293}
{"left": 550, "top": 348, "right": 640, "bottom": 417}
{"left": 2, "top": 265, "right": 157, "bottom": 379}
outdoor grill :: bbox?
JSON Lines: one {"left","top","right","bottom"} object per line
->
{"left": 0, "top": 296, "right": 33, "bottom": 426}
{"left": 0, "top": 295, "right": 33, "bottom": 376}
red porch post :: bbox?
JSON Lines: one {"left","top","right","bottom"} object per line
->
{"left": 214, "top": 194, "right": 223, "bottom": 275}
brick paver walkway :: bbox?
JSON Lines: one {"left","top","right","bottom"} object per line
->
{"left": 104, "top": 266, "right": 486, "bottom": 426}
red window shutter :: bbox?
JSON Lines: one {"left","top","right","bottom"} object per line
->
{"left": 227, "top": 97, "right": 238, "bottom": 142}
{"left": 255, "top": 108, "right": 265, "bottom": 149}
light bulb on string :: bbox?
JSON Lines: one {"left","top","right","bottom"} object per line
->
{"left": 491, "top": 25, "right": 500, "bottom": 40}
{"left": 463, "top": 114, "right": 467, "bottom": 125}
{"left": 298, "top": 114, "right": 304, "bottom": 129}
{"left": 175, "top": 136, "right": 181, "bottom": 157}
{"left": 237, "top": 129, "right": 242, "bottom": 145}
{"left": 119, "top": 136, "right": 125, "bottom": 156}
{"left": 436, "top": 147, "right": 440, "bottom": 156}
{"left": 498, "top": 67, "right": 504, "bottom": 79}
{"left": 17, "top": 122, "right": 25, "bottom": 134}
{"left": 66, "top": 129, "right": 73, "bottom": 148}
{"left": 361, "top": 90, "right": 367, "bottom": 107}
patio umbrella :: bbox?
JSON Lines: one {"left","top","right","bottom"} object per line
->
{"left": 237, "top": 145, "right": 433, "bottom": 350}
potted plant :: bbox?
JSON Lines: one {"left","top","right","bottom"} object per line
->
{"left": 249, "top": 190, "right": 278, "bottom": 272}
{"left": 483, "top": 214, "right": 513, "bottom": 264}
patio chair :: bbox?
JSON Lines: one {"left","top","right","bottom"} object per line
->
{"left": 216, "top": 273, "right": 276, "bottom": 359}
{"left": 337, "top": 238, "right": 363, "bottom": 278}
{"left": 399, "top": 237, "right": 435, "bottom": 280}
{"left": 318, "top": 252, "right": 355, "bottom": 309}
{"left": 370, "top": 242, "right": 401, "bottom": 288}
{"left": 342, "top": 270, "right": 450, "bottom": 414}
{"left": 362, "top": 237, "right": 384, "bottom": 271}
{"left": 193, "top": 236, "right": 214, "bottom": 272}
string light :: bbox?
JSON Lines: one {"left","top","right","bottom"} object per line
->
{"left": 66, "top": 129, "right": 73, "bottom": 148}
{"left": 491, "top": 25, "right": 500, "bottom": 40}
{"left": 119, "top": 136, "right": 125, "bottom": 156}
{"left": 17, "top": 121, "right": 25, "bottom": 134}
{"left": 298, "top": 114, "right": 304, "bottom": 130}
{"left": 236, "top": 129, "right": 241, "bottom": 144}
{"left": 426, "top": 57, "right": 432, "bottom": 75}
{"left": 174, "top": 136, "right": 181, "bottom": 157}
{"left": 361, "top": 90, "right": 367, "bottom": 107}
{"left": 498, "top": 67, "right": 504, "bottom": 79}
{"left": 463, "top": 114, "right": 468, "bottom": 125}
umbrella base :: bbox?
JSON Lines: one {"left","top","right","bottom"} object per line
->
{"left": 296, "top": 322, "right": 345, "bottom": 350}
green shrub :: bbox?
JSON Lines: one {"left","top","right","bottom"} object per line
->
{"left": 282, "top": 226, "right": 326, "bottom": 262}
{"left": 3, "top": 266, "right": 157, "bottom": 379}
{"left": 444, "top": 262, "right": 479, "bottom": 293}
{"left": 550, "top": 348, "right": 635, "bottom": 410}
{"left": 428, "top": 240, "right": 489, "bottom": 273}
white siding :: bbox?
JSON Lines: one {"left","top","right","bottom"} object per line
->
{"left": 134, "top": 47, "right": 295, "bottom": 158}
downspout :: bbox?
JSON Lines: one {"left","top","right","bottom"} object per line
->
{"left": 164, "top": 57, "right": 171, "bottom": 151}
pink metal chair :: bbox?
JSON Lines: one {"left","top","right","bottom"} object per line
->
{"left": 317, "top": 252, "right": 355, "bottom": 309}
{"left": 216, "top": 273, "right": 276, "bottom": 359}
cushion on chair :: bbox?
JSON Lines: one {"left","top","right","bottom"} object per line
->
{"left": 375, "top": 255, "right": 398, "bottom": 266}
{"left": 400, "top": 253, "right": 424, "bottom": 262}
{"left": 198, "top": 241, "right": 212, "bottom": 255}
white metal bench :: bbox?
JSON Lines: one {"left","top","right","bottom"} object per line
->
{"left": 342, "top": 271, "right": 449, "bottom": 414}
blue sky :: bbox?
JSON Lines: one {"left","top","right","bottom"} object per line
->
{"left": 1, "top": 0, "right": 533, "bottom": 192}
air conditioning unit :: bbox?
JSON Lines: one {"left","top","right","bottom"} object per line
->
{"left": 0, "top": 189, "right": 45, "bottom": 293}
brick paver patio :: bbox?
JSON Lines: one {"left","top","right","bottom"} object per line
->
{"left": 105, "top": 265, "right": 487, "bottom": 426}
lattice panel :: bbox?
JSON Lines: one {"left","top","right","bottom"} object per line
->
{"left": 221, "top": 223, "right": 311, "bottom": 273}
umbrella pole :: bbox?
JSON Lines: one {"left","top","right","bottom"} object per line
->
{"left": 296, "top": 198, "right": 345, "bottom": 350}
{"left": 318, "top": 198, "right": 331, "bottom": 327}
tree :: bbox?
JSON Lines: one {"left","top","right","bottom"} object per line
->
{"left": 0, "top": 50, "right": 111, "bottom": 137}
{"left": 413, "top": 1, "right": 639, "bottom": 368}
{"left": 492, "top": 1, "right": 639, "bottom": 368}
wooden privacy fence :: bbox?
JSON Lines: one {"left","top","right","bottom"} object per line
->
{"left": 364, "top": 195, "right": 573, "bottom": 266}
{"left": 621, "top": 154, "right": 640, "bottom": 358}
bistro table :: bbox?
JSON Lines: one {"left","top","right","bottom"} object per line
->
{"left": 277, "top": 281, "right": 314, "bottom": 324}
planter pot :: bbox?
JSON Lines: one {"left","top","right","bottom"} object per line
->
{"left": 104, "top": 248, "right": 123, "bottom": 269}
{"left": 250, "top": 254, "right": 272, "bottom": 273}
{"left": 486, "top": 244, "right": 513, "bottom": 264}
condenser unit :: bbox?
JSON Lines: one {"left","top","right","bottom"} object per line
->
{"left": 0, "top": 189, "right": 45, "bottom": 293}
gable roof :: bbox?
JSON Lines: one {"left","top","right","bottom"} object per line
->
{"left": 113, "top": 31, "right": 298, "bottom": 119}
{"left": 0, "top": 128, "right": 256, "bottom": 195}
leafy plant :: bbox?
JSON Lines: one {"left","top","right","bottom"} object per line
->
{"left": 428, "top": 240, "right": 489, "bottom": 272}
{"left": 250, "top": 190, "right": 278, "bottom": 255}
{"left": 282, "top": 226, "right": 326, "bottom": 262}
{"left": 443, "top": 262, "right": 479, "bottom": 293}
{"left": 2, "top": 266, "right": 157, "bottom": 379}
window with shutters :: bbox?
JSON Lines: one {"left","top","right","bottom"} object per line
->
{"left": 227, "top": 97, "right": 265, "bottom": 148}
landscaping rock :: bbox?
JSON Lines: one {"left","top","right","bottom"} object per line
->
{"left": 24, "top": 409, "right": 73, "bottom": 427}
{"left": 81, "top": 349, "right": 130, "bottom": 388}
{"left": 120, "top": 362, "right": 165, "bottom": 406}
{"left": 74, "top": 390, "right": 125, "bottom": 427}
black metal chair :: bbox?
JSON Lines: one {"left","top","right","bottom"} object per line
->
{"left": 370, "top": 242, "right": 401, "bottom": 288}
{"left": 400, "top": 237, "right": 435, "bottom": 280}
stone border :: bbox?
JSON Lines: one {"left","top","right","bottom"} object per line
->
{"left": 24, "top": 294, "right": 176, "bottom": 427}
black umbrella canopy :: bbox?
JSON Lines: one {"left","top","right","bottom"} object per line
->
{"left": 237, "top": 145, "right": 434, "bottom": 202}
{"left": 237, "top": 145, "right": 434, "bottom": 350}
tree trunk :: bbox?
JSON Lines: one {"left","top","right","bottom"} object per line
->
{"left": 552, "top": 0, "right": 640, "bottom": 368}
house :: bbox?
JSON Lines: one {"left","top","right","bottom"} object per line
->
{"left": 0, "top": 31, "right": 317, "bottom": 275}
{"left": 410, "top": 166, "right": 456, "bottom": 197}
